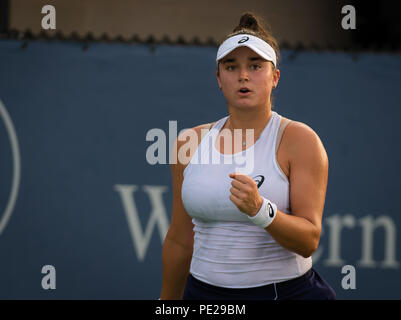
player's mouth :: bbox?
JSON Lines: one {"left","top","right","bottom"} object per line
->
{"left": 238, "top": 87, "right": 252, "bottom": 96}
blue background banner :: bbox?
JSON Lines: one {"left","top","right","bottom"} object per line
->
{"left": 0, "top": 39, "right": 400, "bottom": 299}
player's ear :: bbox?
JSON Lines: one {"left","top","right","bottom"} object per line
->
{"left": 216, "top": 67, "right": 222, "bottom": 90}
{"left": 272, "top": 67, "right": 280, "bottom": 88}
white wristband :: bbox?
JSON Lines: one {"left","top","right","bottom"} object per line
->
{"left": 248, "top": 197, "right": 277, "bottom": 228}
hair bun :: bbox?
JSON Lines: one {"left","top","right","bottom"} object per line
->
{"left": 221, "top": 12, "right": 280, "bottom": 69}
{"left": 237, "top": 12, "right": 259, "bottom": 31}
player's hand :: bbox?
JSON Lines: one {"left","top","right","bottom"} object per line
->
{"left": 229, "top": 172, "right": 263, "bottom": 217}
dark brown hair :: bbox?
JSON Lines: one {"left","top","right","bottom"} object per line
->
{"left": 218, "top": 12, "right": 280, "bottom": 69}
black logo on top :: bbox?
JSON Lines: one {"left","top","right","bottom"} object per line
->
{"left": 238, "top": 36, "right": 249, "bottom": 44}
{"left": 252, "top": 175, "right": 265, "bottom": 188}
{"left": 268, "top": 203, "right": 275, "bottom": 218}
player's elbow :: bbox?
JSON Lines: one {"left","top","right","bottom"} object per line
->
{"left": 300, "top": 242, "right": 318, "bottom": 259}
{"left": 300, "top": 228, "right": 321, "bottom": 258}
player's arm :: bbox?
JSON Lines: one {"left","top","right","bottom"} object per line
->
{"left": 160, "top": 123, "right": 213, "bottom": 299}
{"left": 265, "top": 122, "right": 329, "bottom": 258}
{"left": 160, "top": 133, "right": 195, "bottom": 299}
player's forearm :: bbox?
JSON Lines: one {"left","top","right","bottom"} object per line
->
{"left": 265, "top": 210, "right": 320, "bottom": 258}
{"left": 160, "top": 237, "right": 193, "bottom": 299}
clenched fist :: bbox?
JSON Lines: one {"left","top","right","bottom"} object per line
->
{"left": 229, "top": 172, "right": 263, "bottom": 217}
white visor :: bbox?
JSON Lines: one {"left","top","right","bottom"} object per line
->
{"left": 216, "top": 34, "right": 277, "bottom": 68}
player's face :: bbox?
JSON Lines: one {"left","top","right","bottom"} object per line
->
{"left": 216, "top": 46, "right": 279, "bottom": 110}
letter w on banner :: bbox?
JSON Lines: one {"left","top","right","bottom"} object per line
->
{"left": 114, "top": 185, "right": 169, "bottom": 261}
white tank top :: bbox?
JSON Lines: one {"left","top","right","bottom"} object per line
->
{"left": 181, "top": 111, "right": 312, "bottom": 288}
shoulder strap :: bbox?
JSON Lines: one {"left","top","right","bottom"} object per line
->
{"left": 275, "top": 118, "right": 292, "bottom": 154}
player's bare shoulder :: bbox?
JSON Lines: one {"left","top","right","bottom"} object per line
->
{"left": 281, "top": 120, "right": 328, "bottom": 166}
{"left": 179, "top": 122, "right": 216, "bottom": 145}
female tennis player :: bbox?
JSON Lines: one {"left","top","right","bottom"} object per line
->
{"left": 160, "top": 12, "right": 336, "bottom": 300}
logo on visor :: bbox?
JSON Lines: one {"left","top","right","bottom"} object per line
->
{"left": 238, "top": 36, "right": 249, "bottom": 44}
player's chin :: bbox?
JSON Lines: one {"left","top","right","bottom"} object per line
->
{"left": 235, "top": 99, "right": 258, "bottom": 108}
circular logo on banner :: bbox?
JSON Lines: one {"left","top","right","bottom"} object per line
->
{"left": 238, "top": 36, "right": 250, "bottom": 44}
{"left": 0, "top": 100, "right": 21, "bottom": 236}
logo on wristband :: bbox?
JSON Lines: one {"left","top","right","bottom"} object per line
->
{"left": 268, "top": 203, "right": 275, "bottom": 218}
